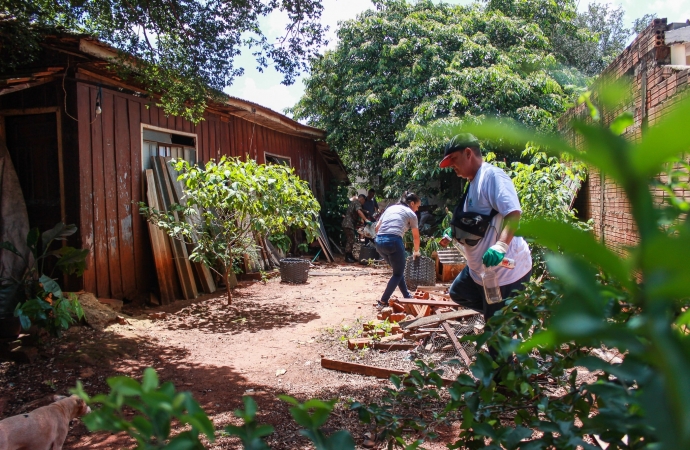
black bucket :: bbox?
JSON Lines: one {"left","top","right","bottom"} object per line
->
{"left": 279, "top": 258, "right": 310, "bottom": 283}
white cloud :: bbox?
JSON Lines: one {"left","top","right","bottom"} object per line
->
{"left": 229, "top": 77, "right": 300, "bottom": 115}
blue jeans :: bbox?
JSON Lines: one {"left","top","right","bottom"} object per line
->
{"left": 374, "top": 234, "right": 411, "bottom": 303}
{"left": 449, "top": 266, "right": 532, "bottom": 322}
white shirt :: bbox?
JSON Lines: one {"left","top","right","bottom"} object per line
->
{"left": 460, "top": 162, "right": 532, "bottom": 285}
{"left": 377, "top": 204, "right": 418, "bottom": 237}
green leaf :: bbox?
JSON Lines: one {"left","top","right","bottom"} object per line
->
{"left": 107, "top": 376, "right": 143, "bottom": 396}
{"left": 141, "top": 367, "right": 159, "bottom": 392}
{"left": 519, "top": 219, "right": 632, "bottom": 289}
{"left": 39, "top": 275, "right": 62, "bottom": 298}
{"left": 631, "top": 97, "right": 690, "bottom": 178}
{"left": 609, "top": 111, "right": 633, "bottom": 135}
{"left": 41, "top": 223, "right": 77, "bottom": 250}
{"left": 325, "top": 430, "right": 355, "bottom": 449}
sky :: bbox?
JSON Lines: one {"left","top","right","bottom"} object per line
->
{"left": 224, "top": 0, "right": 690, "bottom": 117}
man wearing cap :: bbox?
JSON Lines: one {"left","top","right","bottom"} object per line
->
{"left": 439, "top": 134, "right": 532, "bottom": 325}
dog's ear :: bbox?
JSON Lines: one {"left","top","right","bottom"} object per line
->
{"left": 53, "top": 394, "right": 67, "bottom": 402}
{"left": 75, "top": 397, "right": 90, "bottom": 416}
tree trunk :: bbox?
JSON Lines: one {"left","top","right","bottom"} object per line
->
{"left": 225, "top": 268, "right": 233, "bottom": 305}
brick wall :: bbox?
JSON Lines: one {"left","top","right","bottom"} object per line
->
{"left": 559, "top": 18, "right": 690, "bottom": 255}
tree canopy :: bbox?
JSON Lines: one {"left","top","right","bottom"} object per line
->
{"left": 0, "top": 0, "right": 327, "bottom": 121}
{"left": 290, "top": 0, "right": 645, "bottom": 197}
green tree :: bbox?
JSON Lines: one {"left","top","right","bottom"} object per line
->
{"left": 290, "top": 0, "right": 589, "bottom": 192}
{"left": 140, "top": 157, "right": 321, "bottom": 304}
{"left": 550, "top": 2, "right": 630, "bottom": 77}
{"left": 0, "top": 0, "right": 326, "bottom": 122}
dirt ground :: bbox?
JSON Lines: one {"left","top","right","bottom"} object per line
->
{"left": 0, "top": 261, "right": 460, "bottom": 449}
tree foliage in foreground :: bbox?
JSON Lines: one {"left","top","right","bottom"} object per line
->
{"left": 139, "top": 157, "right": 320, "bottom": 303}
{"left": 0, "top": 0, "right": 326, "bottom": 121}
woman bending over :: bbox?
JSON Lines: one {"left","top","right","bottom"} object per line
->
{"left": 374, "top": 192, "right": 421, "bottom": 309}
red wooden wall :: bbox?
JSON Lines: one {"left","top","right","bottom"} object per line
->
{"left": 75, "top": 79, "right": 332, "bottom": 300}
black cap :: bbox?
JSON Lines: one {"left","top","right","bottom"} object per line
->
{"left": 439, "top": 133, "right": 480, "bottom": 168}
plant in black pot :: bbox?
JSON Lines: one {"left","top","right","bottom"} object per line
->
{"left": 0, "top": 223, "right": 88, "bottom": 337}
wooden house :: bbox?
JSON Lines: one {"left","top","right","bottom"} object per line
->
{"left": 0, "top": 33, "right": 347, "bottom": 302}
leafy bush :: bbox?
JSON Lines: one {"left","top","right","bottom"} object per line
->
{"left": 74, "top": 368, "right": 354, "bottom": 450}
{"left": 73, "top": 367, "right": 215, "bottom": 449}
{"left": 267, "top": 234, "right": 292, "bottom": 255}
{"left": 0, "top": 223, "right": 87, "bottom": 336}
{"left": 140, "top": 157, "right": 321, "bottom": 303}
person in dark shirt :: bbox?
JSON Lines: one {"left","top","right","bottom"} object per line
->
{"left": 362, "top": 189, "right": 379, "bottom": 220}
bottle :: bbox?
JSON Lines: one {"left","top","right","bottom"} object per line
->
{"left": 482, "top": 267, "right": 503, "bottom": 304}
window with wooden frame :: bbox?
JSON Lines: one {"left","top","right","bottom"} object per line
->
{"left": 264, "top": 152, "right": 291, "bottom": 167}
{"left": 141, "top": 126, "right": 197, "bottom": 171}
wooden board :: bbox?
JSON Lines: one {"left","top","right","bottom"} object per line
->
{"left": 102, "top": 91, "right": 124, "bottom": 299}
{"left": 328, "top": 236, "right": 344, "bottom": 255}
{"left": 316, "top": 215, "right": 335, "bottom": 260}
{"left": 440, "top": 320, "right": 472, "bottom": 367}
{"left": 164, "top": 159, "right": 216, "bottom": 294}
{"left": 395, "top": 298, "right": 460, "bottom": 307}
{"left": 400, "top": 309, "right": 480, "bottom": 330}
{"left": 76, "top": 84, "right": 96, "bottom": 293}
{"left": 321, "top": 358, "right": 453, "bottom": 385}
{"left": 416, "top": 285, "right": 450, "bottom": 292}
{"left": 152, "top": 157, "right": 198, "bottom": 300}
{"left": 145, "top": 170, "right": 175, "bottom": 305}
{"left": 113, "top": 95, "right": 136, "bottom": 299}
{"left": 316, "top": 236, "right": 333, "bottom": 262}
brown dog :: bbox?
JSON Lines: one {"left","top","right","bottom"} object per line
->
{"left": 0, "top": 394, "right": 91, "bottom": 450}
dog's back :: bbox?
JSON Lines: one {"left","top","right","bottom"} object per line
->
{"left": 0, "top": 395, "right": 90, "bottom": 450}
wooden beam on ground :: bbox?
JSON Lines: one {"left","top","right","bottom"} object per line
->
{"left": 440, "top": 320, "right": 472, "bottom": 367}
{"left": 395, "top": 298, "right": 460, "bottom": 308}
{"left": 321, "top": 358, "right": 453, "bottom": 385}
{"left": 416, "top": 285, "right": 450, "bottom": 292}
{"left": 347, "top": 336, "right": 415, "bottom": 351}
{"left": 400, "top": 309, "right": 480, "bottom": 330}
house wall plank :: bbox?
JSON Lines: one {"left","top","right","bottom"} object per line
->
{"left": 100, "top": 91, "right": 123, "bottom": 299}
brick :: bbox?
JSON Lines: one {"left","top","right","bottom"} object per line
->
{"left": 389, "top": 313, "right": 407, "bottom": 323}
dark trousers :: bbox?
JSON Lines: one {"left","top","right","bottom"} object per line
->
{"left": 344, "top": 227, "right": 356, "bottom": 253}
{"left": 449, "top": 266, "right": 532, "bottom": 322}
{"left": 374, "top": 234, "right": 411, "bottom": 303}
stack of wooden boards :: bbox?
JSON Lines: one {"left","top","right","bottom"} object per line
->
{"left": 144, "top": 156, "right": 217, "bottom": 304}
{"left": 343, "top": 285, "right": 481, "bottom": 367}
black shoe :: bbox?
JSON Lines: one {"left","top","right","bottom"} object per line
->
{"left": 345, "top": 253, "right": 357, "bottom": 263}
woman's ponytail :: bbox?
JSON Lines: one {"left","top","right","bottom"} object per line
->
{"left": 399, "top": 191, "right": 420, "bottom": 208}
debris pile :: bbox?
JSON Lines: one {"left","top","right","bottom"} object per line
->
{"left": 322, "top": 285, "right": 484, "bottom": 380}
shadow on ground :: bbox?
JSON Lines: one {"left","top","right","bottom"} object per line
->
{"left": 149, "top": 292, "right": 320, "bottom": 335}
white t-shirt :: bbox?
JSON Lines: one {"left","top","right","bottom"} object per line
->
{"left": 460, "top": 162, "right": 532, "bottom": 285}
{"left": 377, "top": 204, "right": 418, "bottom": 237}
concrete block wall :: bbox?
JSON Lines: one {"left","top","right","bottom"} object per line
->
{"left": 559, "top": 18, "right": 690, "bottom": 256}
